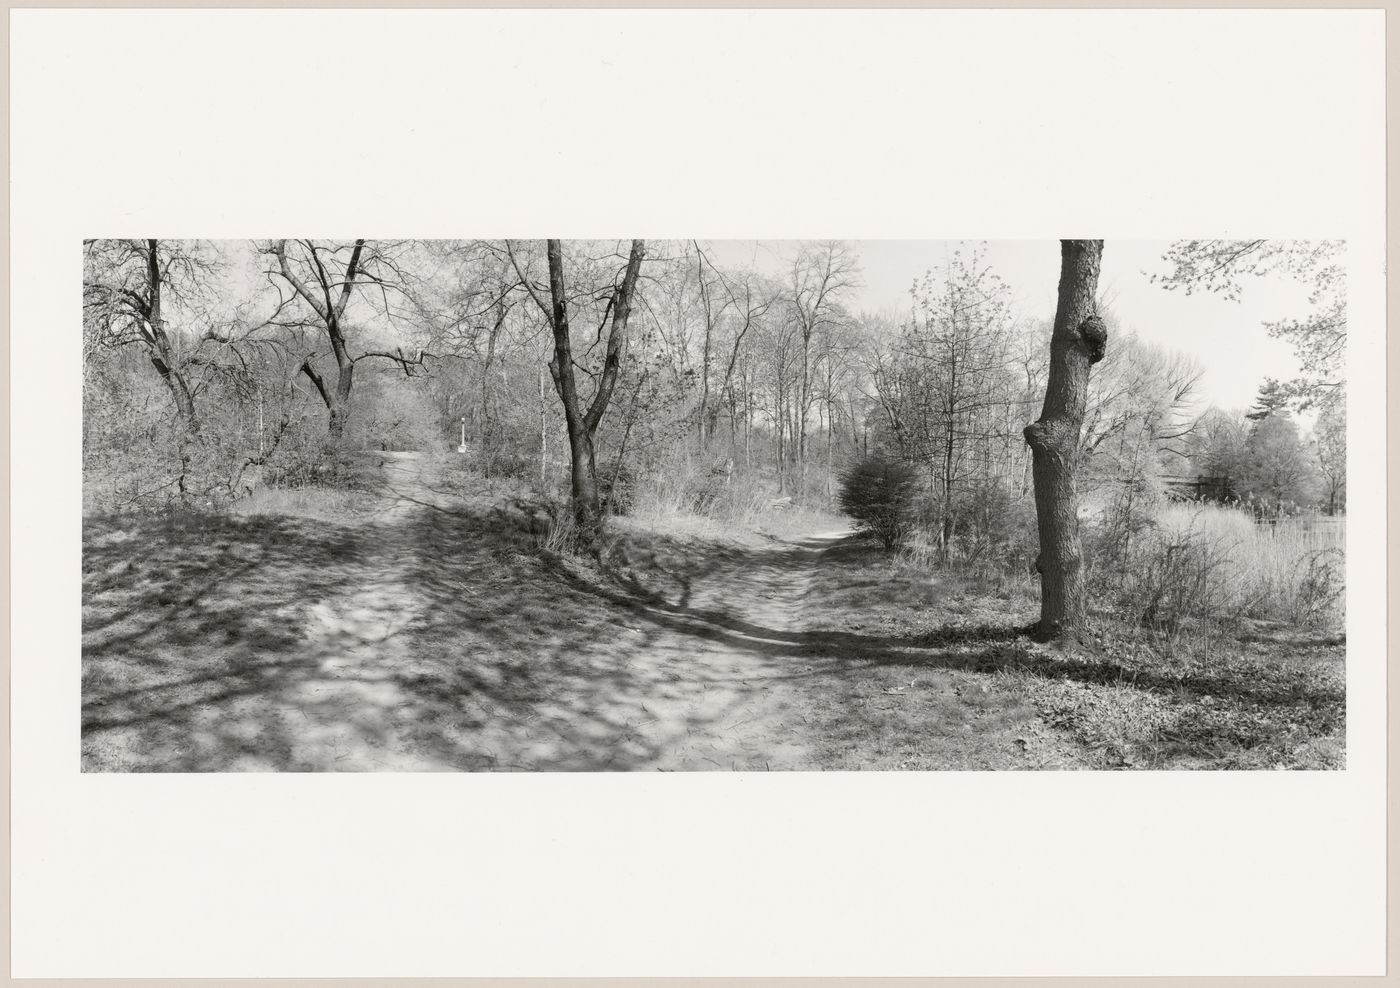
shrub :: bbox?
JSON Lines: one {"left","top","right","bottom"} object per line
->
{"left": 689, "top": 459, "right": 734, "bottom": 513}
{"left": 1290, "top": 546, "right": 1345, "bottom": 629}
{"left": 599, "top": 464, "right": 636, "bottom": 516}
{"left": 264, "top": 445, "right": 382, "bottom": 492}
{"left": 1087, "top": 502, "right": 1346, "bottom": 632}
{"left": 1122, "top": 524, "right": 1237, "bottom": 633}
{"left": 486, "top": 449, "right": 536, "bottom": 482}
{"left": 837, "top": 455, "right": 918, "bottom": 550}
{"left": 626, "top": 455, "right": 725, "bottom": 519}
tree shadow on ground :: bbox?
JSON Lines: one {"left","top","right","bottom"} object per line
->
{"left": 552, "top": 530, "right": 1343, "bottom": 716}
{"left": 84, "top": 511, "right": 382, "bottom": 769}
{"left": 81, "top": 503, "right": 1342, "bottom": 772}
{"left": 84, "top": 502, "right": 807, "bottom": 770}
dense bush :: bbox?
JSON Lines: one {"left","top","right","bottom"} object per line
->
{"left": 599, "top": 464, "right": 637, "bottom": 516}
{"left": 259, "top": 435, "right": 382, "bottom": 492}
{"left": 485, "top": 449, "right": 538, "bottom": 482}
{"left": 688, "top": 459, "right": 735, "bottom": 512}
{"left": 837, "top": 455, "right": 919, "bottom": 550}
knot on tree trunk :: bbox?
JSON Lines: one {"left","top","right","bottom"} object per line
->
{"left": 1023, "top": 419, "right": 1060, "bottom": 452}
{"left": 1078, "top": 314, "right": 1108, "bottom": 364}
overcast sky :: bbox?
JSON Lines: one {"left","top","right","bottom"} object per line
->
{"left": 707, "top": 239, "right": 1322, "bottom": 415}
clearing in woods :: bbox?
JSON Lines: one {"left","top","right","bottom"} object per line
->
{"left": 82, "top": 452, "right": 1343, "bottom": 771}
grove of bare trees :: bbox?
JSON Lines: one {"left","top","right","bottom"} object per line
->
{"left": 83, "top": 238, "right": 1347, "bottom": 637}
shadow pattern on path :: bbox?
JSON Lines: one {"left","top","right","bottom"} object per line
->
{"left": 82, "top": 488, "right": 1342, "bottom": 771}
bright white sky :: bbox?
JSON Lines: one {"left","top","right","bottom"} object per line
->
{"left": 707, "top": 239, "right": 1320, "bottom": 415}
{"left": 209, "top": 238, "right": 1323, "bottom": 417}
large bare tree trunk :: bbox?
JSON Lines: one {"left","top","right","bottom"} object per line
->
{"left": 140, "top": 240, "right": 200, "bottom": 434}
{"left": 1024, "top": 240, "right": 1108, "bottom": 642}
{"left": 329, "top": 363, "right": 354, "bottom": 441}
{"left": 543, "top": 241, "right": 599, "bottom": 530}
{"left": 275, "top": 239, "right": 366, "bottom": 444}
{"left": 563, "top": 416, "right": 602, "bottom": 529}
{"left": 299, "top": 358, "right": 353, "bottom": 443}
{"left": 520, "top": 239, "right": 645, "bottom": 538}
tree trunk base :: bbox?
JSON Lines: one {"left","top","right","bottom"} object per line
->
{"left": 1030, "top": 623, "right": 1103, "bottom": 658}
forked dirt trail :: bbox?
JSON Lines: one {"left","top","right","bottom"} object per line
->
{"left": 378, "top": 450, "right": 855, "bottom": 770}
{"left": 605, "top": 528, "right": 848, "bottom": 771}
{"left": 88, "top": 453, "right": 1344, "bottom": 773}
{"left": 348, "top": 454, "right": 845, "bottom": 770}
{"left": 82, "top": 451, "right": 855, "bottom": 771}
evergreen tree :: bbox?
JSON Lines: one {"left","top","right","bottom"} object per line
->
{"left": 1245, "top": 377, "right": 1290, "bottom": 421}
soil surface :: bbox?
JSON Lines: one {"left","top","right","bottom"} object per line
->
{"left": 83, "top": 452, "right": 1344, "bottom": 771}
{"left": 84, "top": 454, "right": 851, "bottom": 770}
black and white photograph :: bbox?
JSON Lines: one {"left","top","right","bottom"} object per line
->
{"left": 81, "top": 237, "right": 1347, "bottom": 772}
{"left": 14, "top": 5, "right": 1386, "bottom": 980}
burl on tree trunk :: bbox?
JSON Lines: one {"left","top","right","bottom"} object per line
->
{"left": 1024, "top": 240, "right": 1107, "bottom": 643}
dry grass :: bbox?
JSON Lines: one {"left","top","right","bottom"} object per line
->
{"left": 1108, "top": 503, "right": 1345, "bottom": 630}
{"left": 81, "top": 460, "right": 1344, "bottom": 772}
{"left": 797, "top": 533, "right": 1344, "bottom": 770}
{"left": 83, "top": 469, "right": 842, "bottom": 771}
{"left": 629, "top": 466, "right": 849, "bottom": 544}
{"left": 229, "top": 485, "right": 384, "bottom": 523}
{"left": 790, "top": 542, "right": 1087, "bottom": 770}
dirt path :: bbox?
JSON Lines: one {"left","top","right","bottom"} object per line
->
{"left": 303, "top": 451, "right": 851, "bottom": 769}
{"left": 364, "top": 450, "right": 849, "bottom": 769}
{"left": 84, "top": 455, "right": 1346, "bottom": 772}
{"left": 82, "top": 453, "right": 855, "bottom": 771}
{"left": 608, "top": 529, "right": 849, "bottom": 770}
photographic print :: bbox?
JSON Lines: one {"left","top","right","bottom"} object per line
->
{"left": 81, "top": 237, "right": 1346, "bottom": 772}
{"left": 16, "top": 4, "right": 1385, "bottom": 980}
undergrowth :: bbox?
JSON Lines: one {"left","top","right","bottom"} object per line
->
{"left": 799, "top": 532, "right": 1345, "bottom": 770}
